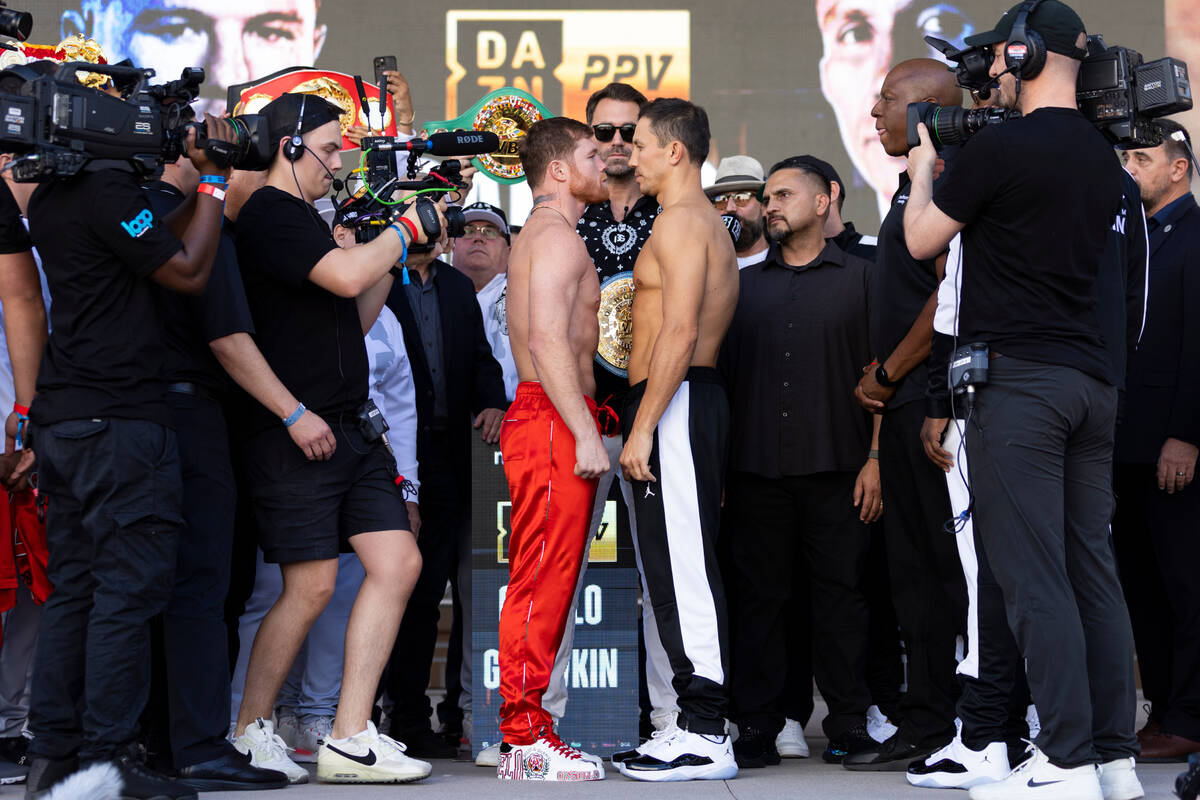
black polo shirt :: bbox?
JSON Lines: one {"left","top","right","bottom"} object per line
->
{"left": 28, "top": 168, "right": 181, "bottom": 427}
{"left": 577, "top": 194, "right": 660, "bottom": 404}
{"left": 872, "top": 171, "right": 941, "bottom": 410}
{"left": 720, "top": 241, "right": 874, "bottom": 478}
{"left": 145, "top": 182, "right": 256, "bottom": 400}
{"left": 236, "top": 185, "right": 366, "bottom": 435}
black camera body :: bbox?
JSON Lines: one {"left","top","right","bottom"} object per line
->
{"left": 914, "top": 34, "right": 1191, "bottom": 150}
{"left": 0, "top": 62, "right": 273, "bottom": 181}
{"left": 336, "top": 136, "right": 472, "bottom": 249}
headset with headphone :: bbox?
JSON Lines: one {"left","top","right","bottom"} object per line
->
{"left": 1003, "top": 0, "right": 1047, "bottom": 81}
{"left": 283, "top": 92, "right": 307, "bottom": 162}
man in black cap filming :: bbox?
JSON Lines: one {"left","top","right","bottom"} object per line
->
{"left": 902, "top": 2, "right": 1141, "bottom": 799}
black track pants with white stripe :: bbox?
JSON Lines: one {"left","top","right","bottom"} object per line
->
{"left": 623, "top": 367, "right": 730, "bottom": 736}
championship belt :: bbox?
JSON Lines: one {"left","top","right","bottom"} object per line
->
{"left": 596, "top": 271, "right": 635, "bottom": 378}
{"left": 424, "top": 88, "right": 552, "bottom": 184}
{"left": 0, "top": 35, "right": 108, "bottom": 88}
{"left": 227, "top": 67, "right": 398, "bottom": 151}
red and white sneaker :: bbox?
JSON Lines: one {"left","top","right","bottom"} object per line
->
{"left": 496, "top": 732, "right": 605, "bottom": 781}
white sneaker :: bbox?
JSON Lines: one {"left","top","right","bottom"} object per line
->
{"left": 476, "top": 742, "right": 500, "bottom": 767}
{"left": 290, "top": 716, "right": 334, "bottom": 765}
{"left": 968, "top": 745, "right": 1101, "bottom": 800}
{"left": 317, "top": 721, "right": 432, "bottom": 783}
{"left": 617, "top": 728, "right": 738, "bottom": 782}
{"left": 776, "top": 719, "right": 810, "bottom": 758}
{"left": 867, "top": 704, "right": 899, "bottom": 744}
{"left": 907, "top": 735, "right": 1009, "bottom": 789}
{"left": 274, "top": 712, "right": 307, "bottom": 762}
{"left": 496, "top": 733, "right": 604, "bottom": 781}
{"left": 232, "top": 718, "right": 309, "bottom": 784}
{"left": 612, "top": 721, "right": 681, "bottom": 765}
{"left": 1097, "top": 757, "right": 1143, "bottom": 800}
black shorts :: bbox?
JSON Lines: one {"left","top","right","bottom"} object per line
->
{"left": 245, "top": 418, "right": 411, "bottom": 564}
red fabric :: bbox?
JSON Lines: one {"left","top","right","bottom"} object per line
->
{"left": 498, "top": 383, "right": 601, "bottom": 745}
{"left": 11, "top": 490, "right": 51, "bottom": 605}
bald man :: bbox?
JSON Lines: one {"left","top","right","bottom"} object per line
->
{"left": 842, "top": 59, "right": 971, "bottom": 773}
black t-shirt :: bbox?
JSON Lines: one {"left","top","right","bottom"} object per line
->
{"left": 145, "top": 182, "right": 255, "bottom": 399}
{"left": 236, "top": 185, "right": 365, "bottom": 434}
{"left": 830, "top": 221, "right": 878, "bottom": 262}
{"left": 28, "top": 168, "right": 181, "bottom": 427}
{"left": 577, "top": 194, "right": 659, "bottom": 405}
{"left": 873, "top": 172, "right": 941, "bottom": 409}
{"left": 0, "top": 180, "right": 30, "bottom": 254}
{"left": 933, "top": 107, "right": 1123, "bottom": 384}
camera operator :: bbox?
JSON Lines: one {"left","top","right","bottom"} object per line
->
{"left": 902, "top": 2, "right": 1140, "bottom": 797}
{"left": 1114, "top": 119, "right": 1200, "bottom": 763}
{"left": 229, "top": 91, "right": 439, "bottom": 784}
{"left": 22, "top": 104, "right": 235, "bottom": 799}
{"left": 141, "top": 161, "right": 289, "bottom": 791}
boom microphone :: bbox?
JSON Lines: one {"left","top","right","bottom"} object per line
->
{"left": 403, "top": 131, "right": 501, "bottom": 156}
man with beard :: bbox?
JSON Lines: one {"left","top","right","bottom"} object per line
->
{"left": 616, "top": 98, "right": 739, "bottom": 782}
{"left": 721, "top": 157, "right": 881, "bottom": 769}
{"left": 495, "top": 117, "right": 610, "bottom": 782}
{"left": 703, "top": 157, "right": 768, "bottom": 269}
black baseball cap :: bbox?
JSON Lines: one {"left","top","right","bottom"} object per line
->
{"left": 965, "top": 0, "right": 1088, "bottom": 59}
{"left": 790, "top": 155, "right": 844, "bottom": 194}
{"left": 262, "top": 92, "right": 344, "bottom": 148}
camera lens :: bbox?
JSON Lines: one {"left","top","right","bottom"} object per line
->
{"left": 0, "top": 8, "right": 32, "bottom": 42}
{"left": 443, "top": 206, "right": 466, "bottom": 239}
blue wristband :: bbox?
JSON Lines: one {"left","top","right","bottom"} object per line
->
{"left": 283, "top": 402, "right": 306, "bottom": 427}
{"left": 199, "top": 174, "right": 227, "bottom": 185}
{"left": 390, "top": 223, "right": 408, "bottom": 265}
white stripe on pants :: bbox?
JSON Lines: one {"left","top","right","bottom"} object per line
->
{"left": 945, "top": 421, "right": 981, "bottom": 680}
{"left": 543, "top": 432, "right": 678, "bottom": 724}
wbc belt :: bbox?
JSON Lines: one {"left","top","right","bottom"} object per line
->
{"left": 596, "top": 271, "right": 635, "bottom": 378}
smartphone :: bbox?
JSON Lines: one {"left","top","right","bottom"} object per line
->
{"left": 373, "top": 55, "right": 397, "bottom": 87}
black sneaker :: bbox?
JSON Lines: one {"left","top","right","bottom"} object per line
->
{"left": 24, "top": 757, "right": 77, "bottom": 799}
{"left": 732, "top": 725, "right": 781, "bottom": 768}
{"left": 823, "top": 722, "right": 877, "bottom": 764}
{"left": 391, "top": 727, "right": 457, "bottom": 759}
{"left": 112, "top": 751, "right": 197, "bottom": 800}
{"left": 1176, "top": 751, "right": 1200, "bottom": 800}
{"left": 843, "top": 730, "right": 936, "bottom": 771}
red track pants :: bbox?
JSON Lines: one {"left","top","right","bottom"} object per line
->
{"left": 498, "top": 382, "right": 601, "bottom": 745}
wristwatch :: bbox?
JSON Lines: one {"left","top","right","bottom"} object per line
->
{"left": 875, "top": 363, "right": 901, "bottom": 388}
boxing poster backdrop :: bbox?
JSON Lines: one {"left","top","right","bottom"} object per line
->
{"left": 18, "top": 1, "right": 1173, "bottom": 228}
{"left": 469, "top": 436, "right": 641, "bottom": 757}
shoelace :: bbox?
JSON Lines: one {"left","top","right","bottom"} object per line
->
{"left": 374, "top": 730, "right": 410, "bottom": 756}
{"left": 542, "top": 731, "right": 584, "bottom": 760}
{"left": 253, "top": 721, "right": 296, "bottom": 758}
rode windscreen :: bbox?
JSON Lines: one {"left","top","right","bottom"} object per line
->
{"left": 403, "top": 131, "right": 501, "bottom": 156}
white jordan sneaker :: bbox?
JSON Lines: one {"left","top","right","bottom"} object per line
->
{"left": 317, "top": 721, "right": 432, "bottom": 783}
{"left": 907, "top": 735, "right": 1009, "bottom": 789}
{"left": 475, "top": 742, "right": 500, "bottom": 767}
{"left": 617, "top": 728, "right": 738, "bottom": 782}
{"left": 775, "top": 718, "right": 810, "bottom": 758}
{"left": 1097, "top": 757, "right": 1143, "bottom": 800}
{"left": 496, "top": 732, "right": 604, "bottom": 781}
{"left": 612, "top": 721, "right": 682, "bottom": 765}
{"left": 968, "top": 745, "right": 1102, "bottom": 800}
{"left": 232, "top": 718, "right": 309, "bottom": 784}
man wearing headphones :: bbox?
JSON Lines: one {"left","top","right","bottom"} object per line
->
{"left": 230, "top": 92, "right": 441, "bottom": 784}
{"left": 903, "top": 3, "right": 1141, "bottom": 799}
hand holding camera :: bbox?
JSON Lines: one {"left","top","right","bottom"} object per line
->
{"left": 185, "top": 114, "right": 237, "bottom": 179}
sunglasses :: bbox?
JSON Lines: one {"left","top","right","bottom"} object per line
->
{"left": 592, "top": 123, "right": 637, "bottom": 143}
{"left": 710, "top": 191, "right": 758, "bottom": 208}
